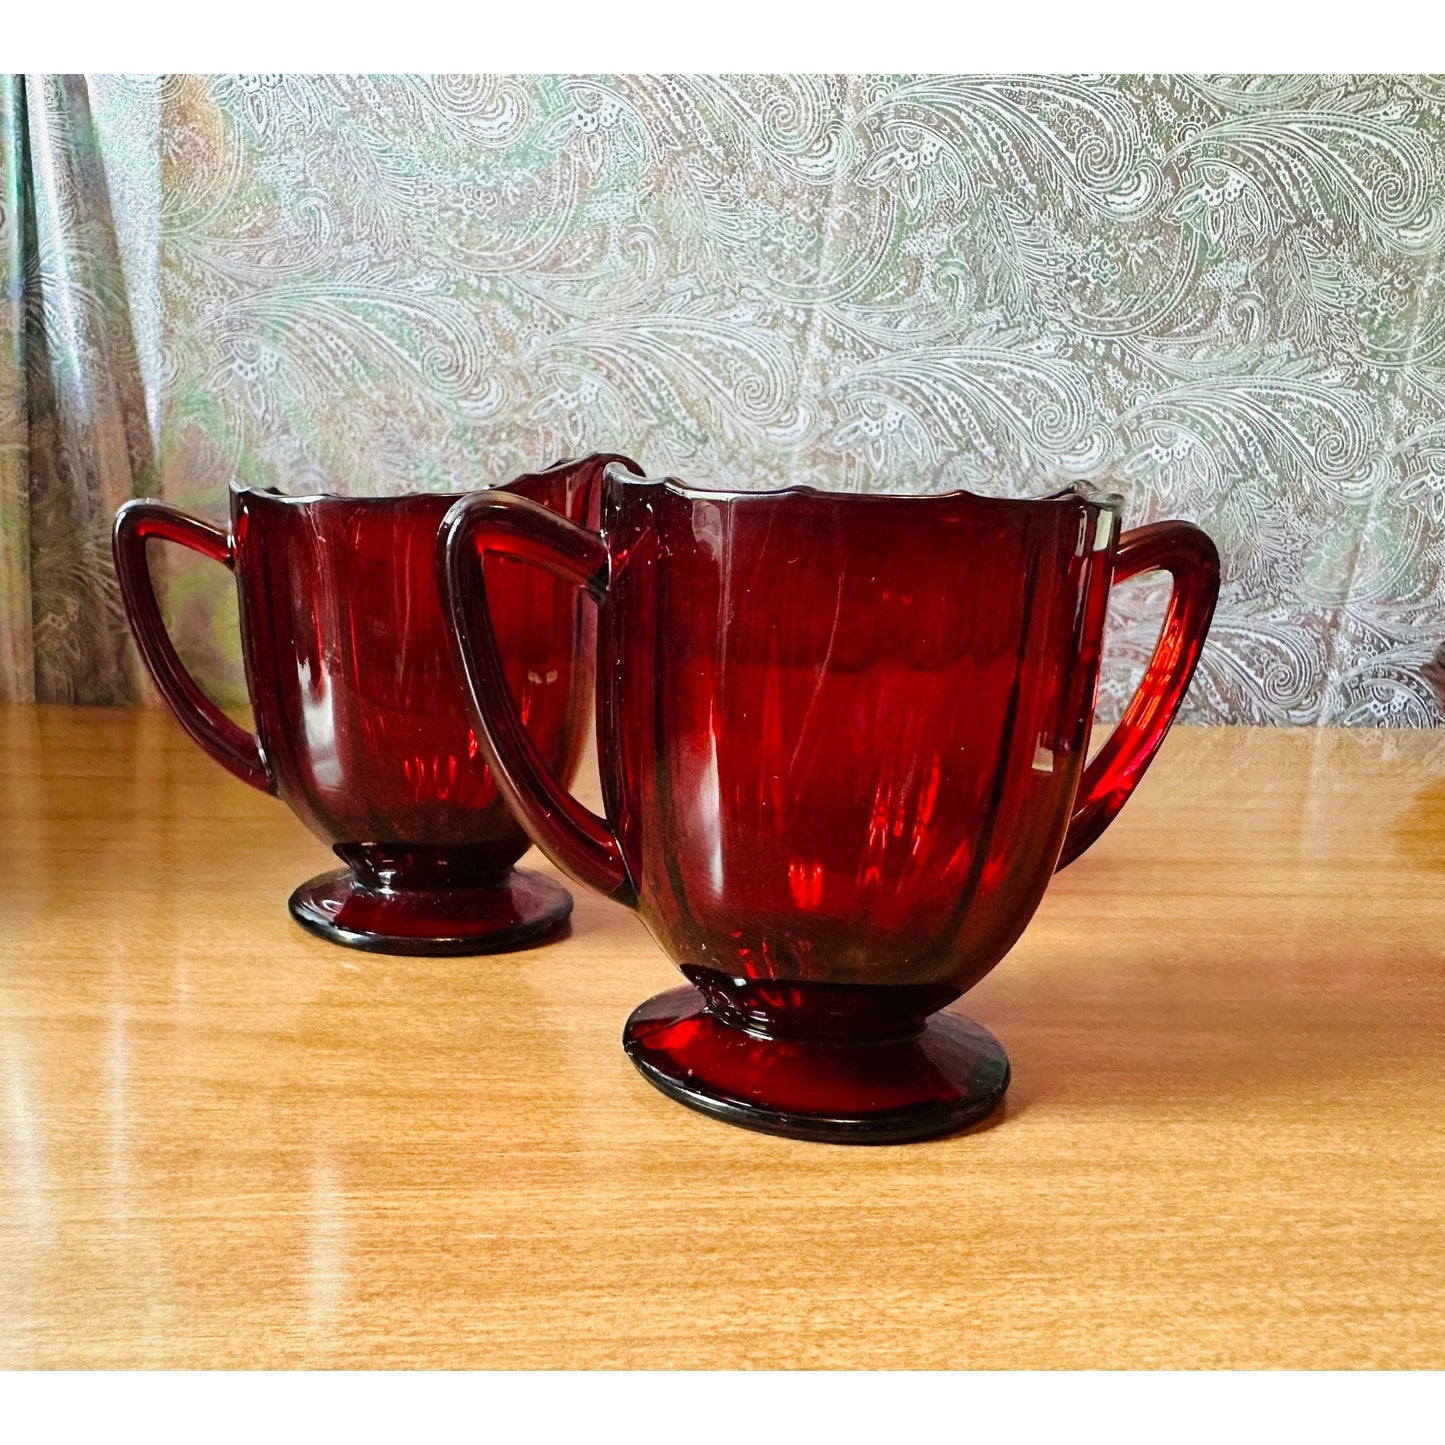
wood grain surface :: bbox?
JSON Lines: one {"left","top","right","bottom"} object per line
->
{"left": 2, "top": 705, "right": 1443, "bottom": 1369}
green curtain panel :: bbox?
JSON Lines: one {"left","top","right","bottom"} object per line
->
{"left": 1, "top": 74, "right": 1443, "bottom": 721}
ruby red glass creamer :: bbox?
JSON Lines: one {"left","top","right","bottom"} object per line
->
{"left": 442, "top": 465, "right": 1219, "bottom": 1142}
{"left": 114, "top": 454, "right": 637, "bottom": 955}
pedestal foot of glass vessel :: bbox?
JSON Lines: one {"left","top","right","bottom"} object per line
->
{"left": 288, "top": 865, "right": 572, "bottom": 956}
{"left": 622, "top": 980, "right": 1010, "bottom": 1144}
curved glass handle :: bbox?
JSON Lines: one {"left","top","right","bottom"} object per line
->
{"left": 1056, "top": 520, "right": 1220, "bottom": 870}
{"left": 439, "top": 491, "right": 635, "bottom": 906}
{"left": 112, "top": 500, "right": 274, "bottom": 794}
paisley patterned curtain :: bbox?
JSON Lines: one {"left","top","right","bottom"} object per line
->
{"left": 1, "top": 74, "right": 1443, "bottom": 722}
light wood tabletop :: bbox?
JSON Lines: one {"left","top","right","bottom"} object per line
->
{"left": 2, "top": 705, "right": 1443, "bottom": 1369}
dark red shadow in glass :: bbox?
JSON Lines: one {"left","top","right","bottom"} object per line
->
{"left": 442, "top": 468, "right": 1219, "bottom": 1139}
{"left": 114, "top": 453, "right": 640, "bottom": 955}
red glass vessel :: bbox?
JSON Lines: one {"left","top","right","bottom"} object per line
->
{"left": 441, "top": 467, "right": 1219, "bottom": 1141}
{"left": 114, "top": 454, "right": 639, "bottom": 955}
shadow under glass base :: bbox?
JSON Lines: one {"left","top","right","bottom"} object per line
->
{"left": 288, "top": 865, "right": 572, "bottom": 956}
{"left": 622, "top": 982, "right": 1010, "bottom": 1145}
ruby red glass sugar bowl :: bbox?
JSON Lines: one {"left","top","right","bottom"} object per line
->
{"left": 1425, "top": 641, "right": 1445, "bottom": 717}
{"left": 113, "top": 453, "right": 641, "bottom": 955}
{"left": 441, "top": 465, "right": 1220, "bottom": 1142}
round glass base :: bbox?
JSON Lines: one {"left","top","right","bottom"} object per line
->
{"left": 289, "top": 865, "right": 572, "bottom": 956}
{"left": 623, "top": 984, "right": 1010, "bottom": 1144}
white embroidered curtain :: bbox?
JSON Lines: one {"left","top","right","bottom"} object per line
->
{"left": 2, "top": 74, "right": 1443, "bottom": 722}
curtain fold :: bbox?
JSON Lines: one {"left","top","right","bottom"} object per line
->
{"left": 0, "top": 78, "right": 35, "bottom": 701}
{"left": 1, "top": 74, "right": 145, "bottom": 704}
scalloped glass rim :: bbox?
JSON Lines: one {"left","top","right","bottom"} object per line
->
{"left": 227, "top": 480, "right": 474, "bottom": 507}
{"left": 223, "top": 452, "right": 601, "bottom": 507}
{"left": 599, "top": 462, "right": 1125, "bottom": 514}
